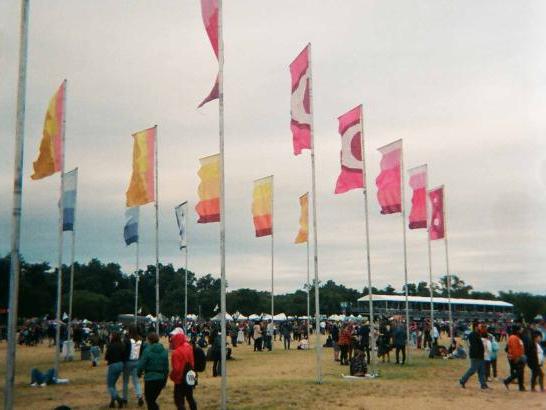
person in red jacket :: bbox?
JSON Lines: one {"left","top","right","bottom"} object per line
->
{"left": 170, "top": 333, "right": 197, "bottom": 410}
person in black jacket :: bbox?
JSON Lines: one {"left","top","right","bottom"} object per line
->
{"left": 105, "top": 332, "right": 126, "bottom": 408}
{"left": 459, "top": 322, "right": 488, "bottom": 389}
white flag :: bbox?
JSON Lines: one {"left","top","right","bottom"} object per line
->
{"left": 174, "top": 201, "right": 188, "bottom": 249}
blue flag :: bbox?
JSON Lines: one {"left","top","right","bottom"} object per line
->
{"left": 62, "top": 168, "right": 78, "bottom": 231}
{"left": 124, "top": 207, "right": 139, "bottom": 246}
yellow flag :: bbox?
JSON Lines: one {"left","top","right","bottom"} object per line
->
{"left": 295, "top": 193, "right": 308, "bottom": 243}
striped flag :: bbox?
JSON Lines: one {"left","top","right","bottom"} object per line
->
{"left": 175, "top": 201, "right": 188, "bottom": 249}
{"left": 62, "top": 168, "right": 78, "bottom": 231}
{"left": 126, "top": 127, "right": 156, "bottom": 207}
{"left": 251, "top": 176, "right": 273, "bottom": 237}
{"left": 335, "top": 105, "right": 364, "bottom": 194}
{"left": 408, "top": 165, "right": 427, "bottom": 229}
{"left": 124, "top": 207, "right": 139, "bottom": 246}
{"left": 31, "top": 81, "right": 65, "bottom": 180}
{"left": 376, "top": 139, "right": 403, "bottom": 214}
{"left": 294, "top": 193, "right": 309, "bottom": 244}
{"left": 290, "top": 45, "right": 312, "bottom": 155}
{"left": 198, "top": 0, "right": 219, "bottom": 108}
{"left": 195, "top": 154, "right": 220, "bottom": 223}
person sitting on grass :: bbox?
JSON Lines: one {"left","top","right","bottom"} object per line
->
{"left": 297, "top": 337, "right": 309, "bottom": 350}
{"left": 349, "top": 348, "right": 368, "bottom": 377}
{"left": 29, "top": 368, "right": 67, "bottom": 387}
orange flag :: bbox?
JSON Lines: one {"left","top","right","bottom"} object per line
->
{"left": 126, "top": 127, "right": 156, "bottom": 207}
{"left": 294, "top": 193, "right": 309, "bottom": 243}
{"left": 31, "top": 81, "right": 66, "bottom": 180}
{"left": 252, "top": 176, "right": 273, "bottom": 237}
{"left": 195, "top": 154, "right": 220, "bottom": 223}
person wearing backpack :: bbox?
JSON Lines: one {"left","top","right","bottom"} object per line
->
{"left": 170, "top": 332, "right": 197, "bottom": 410}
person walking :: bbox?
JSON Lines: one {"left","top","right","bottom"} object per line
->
{"left": 253, "top": 322, "right": 263, "bottom": 352}
{"left": 137, "top": 332, "right": 169, "bottom": 410}
{"left": 459, "top": 322, "right": 488, "bottom": 390}
{"left": 338, "top": 325, "right": 352, "bottom": 366}
{"left": 170, "top": 332, "right": 197, "bottom": 410}
{"left": 211, "top": 330, "right": 222, "bottom": 377}
{"left": 393, "top": 322, "right": 407, "bottom": 365}
{"left": 503, "top": 325, "right": 526, "bottom": 391}
{"left": 282, "top": 321, "right": 293, "bottom": 350}
{"left": 122, "top": 326, "right": 144, "bottom": 407}
{"left": 529, "top": 331, "right": 544, "bottom": 392}
{"left": 105, "top": 332, "right": 126, "bottom": 408}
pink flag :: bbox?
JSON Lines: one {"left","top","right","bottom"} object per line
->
{"left": 335, "top": 105, "right": 364, "bottom": 194}
{"left": 408, "top": 165, "right": 427, "bottom": 229}
{"left": 290, "top": 44, "right": 312, "bottom": 155}
{"left": 429, "top": 186, "right": 445, "bottom": 240}
{"left": 376, "top": 139, "right": 402, "bottom": 214}
{"left": 198, "top": 0, "right": 219, "bottom": 108}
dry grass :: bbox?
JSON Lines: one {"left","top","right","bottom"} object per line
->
{"left": 0, "top": 337, "right": 545, "bottom": 409}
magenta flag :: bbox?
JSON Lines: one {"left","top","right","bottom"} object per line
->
{"left": 335, "top": 105, "right": 364, "bottom": 194}
{"left": 429, "top": 186, "right": 445, "bottom": 240}
{"left": 290, "top": 44, "right": 312, "bottom": 155}
{"left": 198, "top": 0, "right": 219, "bottom": 108}
{"left": 376, "top": 139, "right": 402, "bottom": 214}
{"left": 408, "top": 165, "right": 427, "bottom": 229}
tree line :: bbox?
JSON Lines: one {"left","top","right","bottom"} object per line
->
{"left": 0, "top": 255, "right": 544, "bottom": 322}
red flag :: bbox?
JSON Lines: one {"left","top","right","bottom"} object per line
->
{"left": 376, "top": 139, "right": 402, "bottom": 214}
{"left": 198, "top": 0, "right": 219, "bottom": 108}
{"left": 335, "top": 105, "right": 364, "bottom": 194}
{"left": 408, "top": 165, "right": 427, "bottom": 229}
{"left": 290, "top": 45, "right": 312, "bottom": 155}
{"left": 429, "top": 186, "right": 445, "bottom": 240}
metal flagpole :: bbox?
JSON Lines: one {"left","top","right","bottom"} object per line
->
{"left": 271, "top": 176, "right": 275, "bottom": 324}
{"left": 425, "top": 166, "right": 435, "bottom": 334}
{"left": 307, "top": 43, "right": 322, "bottom": 383}
{"left": 359, "top": 105, "right": 376, "bottom": 373}
{"left": 184, "top": 203, "right": 189, "bottom": 330}
{"left": 135, "top": 239, "right": 140, "bottom": 327}
{"left": 154, "top": 125, "right": 159, "bottom": 334}
{"left": 218, "top": 1, "right": 228, "bottom": 408}
{"left": 399, "top": 140, "right": 410, "bottom": 363}
{"left": 443, "top": 187, "right": 454, "bottom": 340}
{"left": 54, "top": 79, "right": 68, "bottom": 376}
{"left": 306, "top": 232, "right": 310, "bottom": 338}
{"left": 5, "top": 1, "right": 30, "bottom": 407}
{"left": 68, "top": 168, "right": 78, "bottom": 342}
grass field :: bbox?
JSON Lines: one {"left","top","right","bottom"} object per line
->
{"left": 0, "top": 336, "right": 544, "bottom": 409}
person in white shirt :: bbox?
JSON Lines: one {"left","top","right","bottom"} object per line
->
{"left": 482, "top": 335, "right": 493, "bottom": 382}
{"left": 530, "top": 331, "right": 544, "bottom": 392}
{"left": 122, "top": 326, "right": 143, "bottom": 407}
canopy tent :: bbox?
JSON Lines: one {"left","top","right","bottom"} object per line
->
{"left": 236, "top": 314, "right": 248, "bottom": 321}
{"left": 248, "top": 314, "right": 261, "bottom": 321}
{"left": 210, "top": 312, "right": 233, "bottom": 322}
{"left": 186, "top": 314, "right": 198, "bottom": 321}
{"left": 273, "top": 313, "right": 287, "bottom": 321}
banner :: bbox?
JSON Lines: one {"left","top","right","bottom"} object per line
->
{"left": 290, "top": 44, "right": 312, "bottom": 155}
{"left": 335, "top": 105, "right": 363, "bottom": 194}
{"left": 294, "top": 193, "right": 309, "bottom": 243}
{"left": 429, "top": 186, "right": 445, "bottom": 240}
{"left": 175, "top": 201, "right": 188, "bottom": 249}
{"left": 196, "top": 154, "right": 220, "bottom": 223}
{"left": 376, "top": 139, "right": 402, "bottom": 214}
{"left": 124, "top": 207, "right": 139, "bottom": 246}
{"left": 62, "top": 168, "right": 78, "bottom": 231}
{"left": 198, "top": 0, "right": 219, "bottom": 108}
{"left": 31, "top": 81, "right": 65, "bottom": 180}
{"left": 408, "top": 165, "right": 427, "bottom": 229}
{"left": 126, "top": 127, "right": 156, "bottom": 207}
{"left": 251, "top": 176, "right": 273, "bottom": 237}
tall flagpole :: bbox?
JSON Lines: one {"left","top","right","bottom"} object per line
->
{"left": 134, "top": 239, "right": 140, "bottom": 327}
{"left": 425, "top": 166, "right": 435, "bottom": 334}
{"left": 68, "top": 168, "right": 78, "bottom": 342}
{"left": 154, "top": 125, "right": 159, "bottom": 334}
{"left": 271, "top": 176, "right": 275, "bottom": 323}
{"left": 306, "top": 236, "right": 310, "bottom": 338}
{"left": 443, "top": 187, "right": 454, "bottom": 340}
{"left": 399, "top": 140, "right": 410, "bottom": 362}
{"left": 54, "top": 79, "right": 68, "bottom": 376}
{"left": 307, "top": 43, "right": 322, "bottom": 383}
{"left": 184, "top": 204, "right": 189, "bottom": 329}
{"left": 217, "top": 1, "right": 228, "bottom": 408}
{"left": 5, "top": 1, "right": 30, "bottom": 407}
{"left": 360, "top": 105, "right": 376, "bottom": 373}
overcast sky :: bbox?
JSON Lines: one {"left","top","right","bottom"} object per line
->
{"left": 1, "top": 1, "right": 545, "bottom": 296}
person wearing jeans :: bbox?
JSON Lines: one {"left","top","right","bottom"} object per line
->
{"left": 123, "top": 327, "right": 143, "bottom": 407}
{"left": 460, "top": 322, "right": 488, "bottom": 389}
{"left": 137, "top": 332, "right": 169, "bottom": 410}
{"left": 105, "top": 332, "right": 126, "bottom": 408}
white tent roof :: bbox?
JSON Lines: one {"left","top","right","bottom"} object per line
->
{"left": 236, "top": 314, "right": 248, "bottom": 321}
{"left": 273, "top": 313, "right": 287, "bottom": 321}
{"left": 210, "top": 312, "right": 234, "bottom": 322}
{"left": 248, "top": 314, "right": 261, "bottom": 321}
{"left": 357, "top": 294, "right": 513, "bottom": 307}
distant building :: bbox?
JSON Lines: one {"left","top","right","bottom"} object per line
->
{"left": 356, "top": 294, "right": 514, "bottom": 321}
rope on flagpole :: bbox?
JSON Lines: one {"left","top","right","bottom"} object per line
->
{"left": 425, "top": 166, "right": 435, "bottom": 348}
{"left": 443, "top": 187, "right": 454, "bottom": 340}
{"left": 154, "top": 125, "right": 159, "bottom": 334}
{"left": 400, "top": 140, "right": 411, "bottom": 364}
